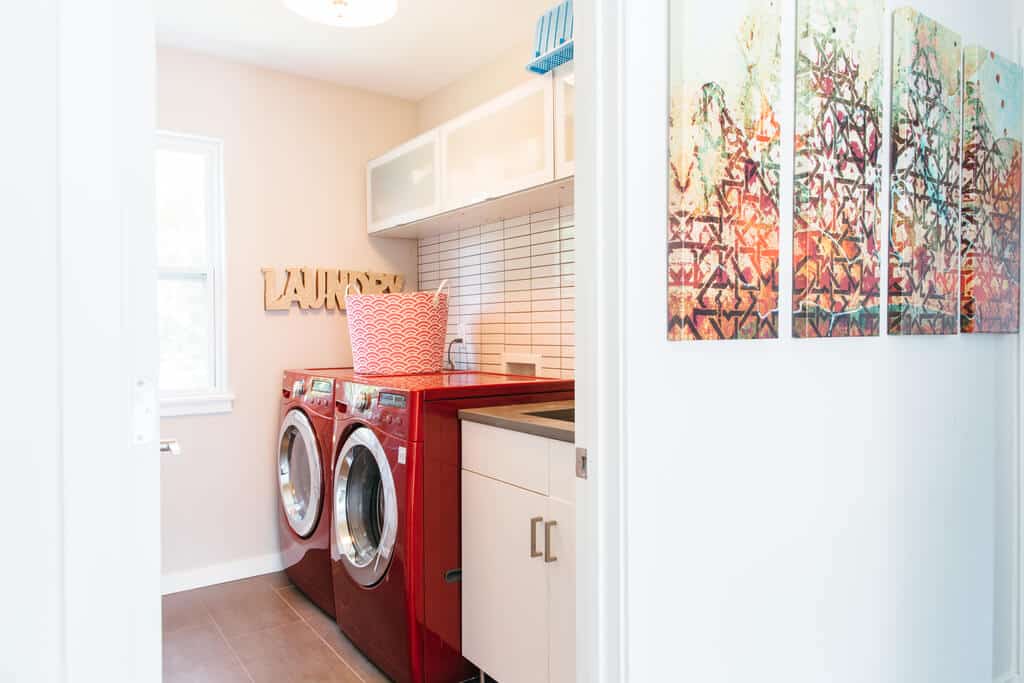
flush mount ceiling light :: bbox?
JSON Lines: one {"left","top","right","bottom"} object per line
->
{"left": 283, "top": 0, "right": 398, "bottom": 28}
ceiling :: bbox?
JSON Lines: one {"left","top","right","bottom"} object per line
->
{"left": 155, "top": 0, "right": 551, "bottom": 101}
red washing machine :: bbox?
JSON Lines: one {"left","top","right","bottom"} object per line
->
{"left": 328, "top": 371, "right": 574, "bottom": 683}
{"left": 276, "top": 369, "right": 349, "bottom": 618}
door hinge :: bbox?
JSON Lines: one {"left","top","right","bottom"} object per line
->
{"left": 575, "top": 447, "right": 588, "bottom": 479}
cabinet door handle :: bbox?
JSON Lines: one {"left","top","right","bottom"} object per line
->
{"left": 530, "top": 516, "right": 544, "bottom": 558}
{"left": 544, "top": 520, "right": 558, "bottom": 563}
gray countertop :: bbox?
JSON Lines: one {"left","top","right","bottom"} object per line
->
{"left": 458, "top": 400, "right": 575, "bottom": 443}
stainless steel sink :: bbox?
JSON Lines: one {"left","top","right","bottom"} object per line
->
{"left": 525, "top": 408, "right": 575, "bottom": 423}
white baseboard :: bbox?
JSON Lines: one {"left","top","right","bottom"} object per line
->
{"left": 161, "top": 551, "right": 285, "bottom": 595}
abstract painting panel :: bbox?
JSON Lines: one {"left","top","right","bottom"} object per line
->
{"left": 668, "top": 0, "right": 782, "bottom": 340}
{"left": 961, "top": 47, "right": 1022, "bottom": 333}
{"left": 888, "top": 8, "right": 962, "bottom": 335}
{"left": 793, "top": 0, "right": 884, "bottom": 338}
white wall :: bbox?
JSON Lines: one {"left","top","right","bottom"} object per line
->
{"left": 415, "top": 39, "right": 535, "bottom": 133}
{"left": 157, "top": 48, "right": 419, "bottom": 591}
{"left": 616, "top": 1, "right": 1019, "bottom": 682}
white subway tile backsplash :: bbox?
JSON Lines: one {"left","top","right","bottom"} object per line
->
{"left": 503, "top": 214, "right": 530, "bottom": 228}
{"left": 531, "top": 299, "right": 561, "bottom": 312}
{"left": 531, "top": 265, "right": 561, "bottom": 279}
{"left": 504, "top": 247, "right": 531, "bottom": 261}
{"left": 506, "top": 312, "right": 531, "bottom": 324}
{"left": 481, "top": 292, "right": 505, "bottom": 305}
{"left": 417, "top": 206, "right": 576, "bottom": 377}
{"left": 531, "top": 288, "right": 561, "bottom": 301}
{"left": 506, "top": 300, "right": 531, "bottom": 313}
{"left": 530, "top": 219, "right": 559, "bottom": 234}
{"left": 481, "top": 271, "right": 505, "bottom": 285}
{"left": 506, "top": 256, "right": 531, "bottom": 270}
{"left": 531, "top": 242, "right": 560, "bottom": 257}
{"left": 531, "top": 208, "right": 559, "bottom": 222}
{"left": 506, "top": 279, "right": 532, "bottom": 292}
{"left": 480, "top": 281, "right": 505, "bottom": 294}
{"left": 531, "top": 253, "right": 560, "bottom": 268}
{"left": 505, "top": 223, "right": 532, "bottom": 239}
{"left": 532, "top": 233, "right": 561, "bottom": 250}
{"left": 531, "top": 276, "right": 561, "bottom": 290}
{"left": 531, "top": 310, "right": 561, "bottom": 323}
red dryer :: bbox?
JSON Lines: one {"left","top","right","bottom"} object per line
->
{"left": 276, "top": 369, "right": 346, "bottom": 618}
{"left": 327, "top": 371, "right": 574, "bottom": 683}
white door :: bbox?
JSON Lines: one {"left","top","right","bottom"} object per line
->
{"left": 0, "top": 1, "right": 161, "bottom": 680}
{"left": 462, "top": 470, "right": 550, "bottom": 683}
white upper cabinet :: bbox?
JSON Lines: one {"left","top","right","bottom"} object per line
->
{"left": 554, "top": 63, "right": 575, "bottom": 179}
{"left": 440, "top": 75, "right": 554, "bottom": 210}
{"left": 366, "top": 70, "right": 577, "bottom": 237}
{"left": 366, "top": 130, "right": 441, "bottom": 234}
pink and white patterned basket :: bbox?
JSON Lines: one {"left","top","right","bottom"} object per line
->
{"left": 345, "top": 280, "right": 449, "bottom": 375}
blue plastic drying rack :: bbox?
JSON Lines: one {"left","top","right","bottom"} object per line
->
{"left": 526, "top": 0, "right": 574, "bottom": 75}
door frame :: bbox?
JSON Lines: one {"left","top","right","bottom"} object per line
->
{"left": 574, "top": 0, "right": 629, "bottom": 680}
{"left": 1012, "top": 26, "right": 1024, "bottom": 683}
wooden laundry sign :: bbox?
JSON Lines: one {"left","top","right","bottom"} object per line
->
{"left": 261, "top": 267, "right": 404, "bottom": 311}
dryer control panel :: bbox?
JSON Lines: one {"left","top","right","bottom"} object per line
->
{"left": 337, "top": 383, "right": 410, "bottom": 440}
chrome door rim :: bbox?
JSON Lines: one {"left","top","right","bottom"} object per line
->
{"left": 277, "top": 410, "right": 323, "bottom": 538}
{"left": 332, "top": 427, "right": 399, "bottom": 587}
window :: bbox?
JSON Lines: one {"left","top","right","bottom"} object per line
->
{"left": 155, "top": 131, "right": 232, "bottom": 416}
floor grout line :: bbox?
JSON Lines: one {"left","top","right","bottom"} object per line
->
{"left": 208, "top": 612, "right": 256, "bottom": 683}
{"left": 272, "top": 586, "right": 368, "bottom": 683}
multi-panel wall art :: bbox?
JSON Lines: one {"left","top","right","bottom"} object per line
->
{"left": 960, "top": 48, "right": 1023, "bottom": 333}
{"left": 888, "top": 8, "right": 962, "bottom": 335}
{"left": 667, "top": 3, "right": 1023, "bottom": 342}
{"left": 793, "top": 0, "right": 885, "bottom": 338}
{"left": 667, "top": 0, "right": 782, "bottom": 341}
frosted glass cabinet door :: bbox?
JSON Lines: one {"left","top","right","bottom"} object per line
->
{"left": 366, "top": 130, "right": 441, "bottom": 233}
{"left": 554, "top": 64, "right": 575, "bottom": 179}
{"left": 441, "top": 76, "right": 554, "bottom": 209}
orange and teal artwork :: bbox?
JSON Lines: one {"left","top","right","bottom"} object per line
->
{"left": 792, "top": 0, "right": 884, "bottom": 338}
{"left": 668, "top": 0, "right": 781, "bottom": 340}
{"left": 960, "top": 47, "right": 1022, "bottom": 334}
{"left": 888, "top": 8, "right": 962, "bottom": 335}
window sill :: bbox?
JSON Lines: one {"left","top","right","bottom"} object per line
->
{"left": 161, "top": 391, "right": 235, "bottom": 418}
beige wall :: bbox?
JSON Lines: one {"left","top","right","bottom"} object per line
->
{"left": 415, "top": 40, "right": 534, "bottom": 133}
{"left": 157, "top": 47, "right": 418, "bottom": 586}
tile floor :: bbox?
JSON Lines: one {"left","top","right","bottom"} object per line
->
{"left": 162, "top": 571, "right": 390, "bottom": 683}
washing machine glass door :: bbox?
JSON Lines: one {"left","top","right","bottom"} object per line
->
{"left": 278, "top": 410, "right": 323, "bottom": 538}
{"left": 333, "top": 427, "right": 399, "bottom": 587}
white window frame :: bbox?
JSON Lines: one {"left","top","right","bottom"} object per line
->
{"left": 156, "top": 130, "right": 233, "bottom": 417}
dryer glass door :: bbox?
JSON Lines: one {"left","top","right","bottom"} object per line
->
{"left": 333, "top": 427, "right": 398, "bottom": 587}
{"left": 278, "top": 410, "right": 323, "bottom": 538}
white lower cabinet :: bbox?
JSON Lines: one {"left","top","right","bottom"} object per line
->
{"left": 461, "top": 422, "right": 575, "bottom": 683}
